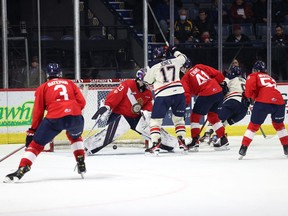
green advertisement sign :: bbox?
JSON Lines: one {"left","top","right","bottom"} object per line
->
{"left": 0, "top": 101, "right": 34, "bottom": 126}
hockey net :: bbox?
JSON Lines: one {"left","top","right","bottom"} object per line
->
{"left": 48, "top": 79, "right": 145, "bottom": 151}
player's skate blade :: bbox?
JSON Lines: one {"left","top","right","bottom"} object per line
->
{"left": 3, "top": 165, "right": 31, "bottom": 183}
{"left": 199, "top": 129, "right": 213, "bottom": 143}
{"left": 145, "top": 142, "right": 161, "bottom": 156}
{"left": 214, "top": 136, "right": 230, "bottom": 151}
{"left": 238, "top": 145, "right": 248, "bottom": 160}
{"left": 187, "top": 137, "right": 199, "bottom": 152}
{"left": 75, "top": 155, "right": 86, "bottom": 178}
{"left": 177, "top": 136, "right": 189, "bottom": 153}
{"left": 282, "top": 145, "right": 288, "bottom": 156}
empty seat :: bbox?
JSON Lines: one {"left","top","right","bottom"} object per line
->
{"left": 61, "top": 35, "right": 74, "bottom": 40}
{"left": 89, "top": 34, "right": 106, "bottom": 40}
{"left": 238, "top": 23, "right": 255, "bottom": 39}
{"left": 282, "top": 24, "right": 288, "bottom": 35}
{"left": 40, "top": 35, "right": 54, "bottom": 41}
{"left": 215, "top": 24, "right": 231, "bottom": 39}
{"left": 256, "top": 23, "right": 276, "bottom": 40}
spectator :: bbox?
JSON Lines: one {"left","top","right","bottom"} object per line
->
{"left": 209, "top": 0, "right": 231, "bottom": 24}
{"left": 272, "top": 24, "right": 288, "bottom": 47}
{"left": 28, "top": 56, "right": 46, "bottom": 88}
{"left": 174, "top": 8, "right": 199, "bottom": 44}
{"left": 271, "top": 24, "right": 288, "bottom": 81}
{"left": 194, "top": 9, "right": 217, "bottom": 39}
{"left": 231, "top": 58, "right": 240, "bottom": 67}
{"left": 198, "top": 31, "right": 216, "bottom": 47}
{"left": 253, "top": 0, "right": 267, "bottom": 24}
{"left": 230, "top": 0, "right": 254, "bottom": 24}
{"left": 225, "top": 24, "right": 251, "bottom": 46}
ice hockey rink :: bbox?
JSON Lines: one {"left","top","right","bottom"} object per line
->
{"left": 1, "top": 135, "right": 288, "bottom": 216}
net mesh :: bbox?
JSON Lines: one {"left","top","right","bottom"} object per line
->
{"left": 51, "top": 79, "right": 145, "bottom": 150}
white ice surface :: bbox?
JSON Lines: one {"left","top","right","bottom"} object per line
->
{"left": 0, "top": 135, "right": 288, "bottom": 216}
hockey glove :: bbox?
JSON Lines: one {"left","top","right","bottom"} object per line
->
{"left": 168, "top": 46, "right": 178, "bottom": 55}
{"left": 220, "top": 81, "right": 229, "bottom": 96}
{"left": 91, "top": 105, "right": 111, "bottom": 121}
{"left": 26, "top": 128, "right": 36, "bottom": 147}
{"left": 241, "top": 92, "right": 254, "bottom": 108}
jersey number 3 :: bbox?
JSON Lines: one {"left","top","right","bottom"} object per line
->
{"left": 54, "top": 84, "right": 69, "bottom": 101}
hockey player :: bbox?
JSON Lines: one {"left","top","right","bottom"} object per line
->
{"left": 199, "top": 58, "right": 246, "bottom": 144}
{"left": 181, "top": 63, "right": 229, "bottom": 151}
{"left": 84, "top": 69, "right": 178, "bottom": 154}
{"left": 239, "top": 61, "right": 288, "bottom": 159}
{"left": 4, "top": 63, "right": 87, "bottom": 183}
{"left": 143, "top": 46, "right": 189, "bottom": 154}
{"left": 208, "top": 65, "right": 249, "bottom": 145}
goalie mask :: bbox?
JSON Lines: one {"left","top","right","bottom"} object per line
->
{"left": 135, "top": 68, "right": 147, "bottom": 92}
{"left": 46, "top": 63, "right": 62, "bottom": 78}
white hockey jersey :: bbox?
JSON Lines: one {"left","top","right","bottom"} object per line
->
{"left": 224, "top": 76, "right": 246, "bottom": 103}
{"left": 144, "top": 51, "right": 186, "bottom": 97}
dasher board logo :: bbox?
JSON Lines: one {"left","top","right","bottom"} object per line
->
{"left": 0, "top": 101, "right": 34, "bottom": 126}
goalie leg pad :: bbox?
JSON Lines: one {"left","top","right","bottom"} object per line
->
{"left": 135, "top": 115, "right": 151, "bottom": 140}
{"left": 135, "top": 116, "right": 178, "bottom": 149}
{"left": 84, "top": 115, "right": 130, "bottom": 154}
{"left": 160, "top": 128, "right": 178, "bottom": 149}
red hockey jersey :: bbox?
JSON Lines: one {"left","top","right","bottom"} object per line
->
{"left": 181, "top": 64, "right": 225, "bottom": 105}
{"left": 31, "top": 78, "right": 86, "bottom": 129}
{"left": 245, "top": 72, "right": 284, "bottom": 105}
{"left": 104, "top": 79, "right": 153, "bottom": 118}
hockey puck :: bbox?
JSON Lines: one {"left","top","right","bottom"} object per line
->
{"left": 113, "top": 145, "right": 117, "bottom": 150}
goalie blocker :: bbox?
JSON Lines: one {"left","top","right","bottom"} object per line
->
{"left": 84, "top": 115, "right": 179, "bottom": 155}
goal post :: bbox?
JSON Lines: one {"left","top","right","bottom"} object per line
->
{"left": 50, "top": 79, "right": 145, "bottom": 150}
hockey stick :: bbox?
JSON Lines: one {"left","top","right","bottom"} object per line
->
{"left": 259, "top": 126, "right": 267, "bottom": 138}
{"left": 0, "top": 145, "right": 25, "bottom": 163}
{"left": 200, "top": 118, "right": 209, "bottom": 135}
{"left": 248, "top": 106, "right": 275, "bottom": 139}
{"left": 146, "top": 0, "right": 169, "bottom": 47}
{"left": 258, "top": 126, "right": 276, "bottom": 139}
{"left": 227, "top": 45, "right": 244, "bottom": 71}
{"left": 84, "top": 115, "right": 101, "bottom": 141}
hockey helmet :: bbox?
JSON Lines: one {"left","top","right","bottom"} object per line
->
{"left": 180, "top": 57, "right": 192, "bottom": 73}
{"left": 46, "top": 63, "right": 62, "bottom": 78}
{"left": 136, "top": 68, "right": 146, "bottom": 81}
{"left": 252, "top": 61, "right": 266, "bottom": 73}
{"left": 153, "top": 46, "right": 168, "bottom": 60}
{"left": 226, "top": 65, "right": 241, "bottom": 79}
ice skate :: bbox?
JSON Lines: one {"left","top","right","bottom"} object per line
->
{"left": 199, "top": 129, "right": 214, "bottom": 143}
{"left": 187, "top": 137, "right": 199, "bottom": 152}
{"left": 145, "top": 141, "right": 161, "bottom": 155}
{"left": 282, "top": 145, "right": 288, "bottom": 156}
{"left": 239, "top": 145, "right": 248, "bottom": 160}
{"left": 4, "top": 165, "right": 31, "bottom": 183}
{"left": 209, "top": 134, "right": 219, "bottom": 146}
{"left": 213, "top": 135, "right": 230, "bottom": 151}
{"left": 75, "top": 155, "right": 86, "bottom": 178}
{"left": 177, "top": 136, "right": 189, "bottom": 153}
